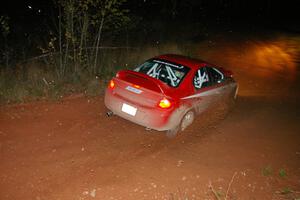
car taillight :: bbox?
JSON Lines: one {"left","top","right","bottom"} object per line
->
{"left": 158, "top": 98, "right": 172, "bottom": 109}
{"left": 109, "top": 80, "right": 115, "bottom": 89}
{"left": 133, "top": 84, "right": 140, "bottom": 89}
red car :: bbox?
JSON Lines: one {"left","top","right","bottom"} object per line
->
{"left": 104, "top": 54, "right": 238, "bottom": 137}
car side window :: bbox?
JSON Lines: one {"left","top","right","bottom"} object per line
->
{"left": 207, "top": 67, "right": 224, "bottom": 84}
{"left": 193, "top": 67, "right": 210, "bottom": 89}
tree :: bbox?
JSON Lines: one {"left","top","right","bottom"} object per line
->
{"left": 48, "top": 0, "right": 130, "bottom": 78}
{"left": 0, "top": 15, "right": 10, "bottom": 69}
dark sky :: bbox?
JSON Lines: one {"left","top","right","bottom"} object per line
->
{"left": 0, "top": 0, "right": 299, "bottom": 41}
{"left": 1, "top": 0, "right": 299, "bottom": 25}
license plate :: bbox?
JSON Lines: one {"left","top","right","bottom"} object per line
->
{"left": 121, "top": 103, "right": 137, "bottom": 116}
{"left": 125, "top": 86, "right": 142, "bottom": 94}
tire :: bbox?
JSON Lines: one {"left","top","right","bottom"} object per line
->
{"left": 180, "top": 110, "right": 195, "bottom": 131}
{"left": 226, "top": 93, "right": 236, "bottom": 114}
{"left": 165, "top": 110, "right": 195, "bottom": 138}
{"left": 215, "top": 95, "right": 236, "bottom": 121}
{"left": 166, "top": 126, "right": 179, "bottom": 138}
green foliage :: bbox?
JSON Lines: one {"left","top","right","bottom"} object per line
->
{"left": 280, "top": 187, "right": 293, "bottom": 195}
{"left": 0, "top": 36, "right": 183, "bottom": 103}
{"left": 0, "top": 47, "right": 142, "bottom": 103}
{"left": 279, "top": 169, "right": 287, "bottom": 178}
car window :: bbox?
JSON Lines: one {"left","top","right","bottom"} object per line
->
{"left": 193, "top": 67, "right": 210, "bottom": 89}
{"left": 193, "top": 66, "right": 225, "bottom": 89}
{"left": 134, "top": 59, "right": 190, "bottom": 88}
{"left": 207, "top": 67, "right": 224, "bottom": 84}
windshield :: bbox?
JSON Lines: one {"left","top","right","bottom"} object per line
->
{"left": 134, "top": 59, "right": 190, "bottom": 88}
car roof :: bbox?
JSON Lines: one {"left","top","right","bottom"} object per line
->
{"left": 155, "top": 54, "right": 207, "bottom": 70}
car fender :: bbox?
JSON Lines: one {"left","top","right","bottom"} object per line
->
{"left": 165, "top": 101, "right": 193, "bottom": 130}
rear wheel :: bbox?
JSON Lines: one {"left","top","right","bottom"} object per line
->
{"left": 166, "top": 110, "right": 195, "bottom": 138}
{"left": 180, "top": 110, "right": 195, "bottom": 131}
{"left": 166, "top": 126, "right": 179, "bottom": 138}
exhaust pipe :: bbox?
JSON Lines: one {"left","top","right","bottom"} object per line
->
{"left": 106, "top": 111, "right": 114, "bottom": 117}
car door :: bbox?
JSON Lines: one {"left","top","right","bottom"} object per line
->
{"left": 192, "top": 66, "right": 226, "bottom": 114}
{"left": 206, "top": 66, "right": 233, "bottom": 100}
{"left": 189, "top": 66, "right": 214, "bottom": 114}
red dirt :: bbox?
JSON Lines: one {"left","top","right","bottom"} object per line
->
{"left": 1, "top": 35, "right": 300, "bottom": 200}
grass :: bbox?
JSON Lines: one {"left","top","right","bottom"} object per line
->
{"left": 279, "top": 169, "right": 287, "bottom": 178}
{"left": 260, "top": 166, "right": 296, "bottom": 199}
{"left": 0, "top": 43, "right": 184, "bottom": 104}
{"left": 168, "top": 187, "right": 191, "bottom": 200}
{"left": 261, "top": 166, "right": 289, "bottom": 179}
{"left": 280, "top": 187, "right": 293, "bottom": 195}
{"left": 215, "top": 190, "right": 224, "bottom": 199}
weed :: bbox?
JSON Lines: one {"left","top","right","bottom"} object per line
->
{"left": 262, "top": 165, "right": 273, "bottom": 176}
{"left": 0, "top": 43, "right": 185, "bottom": 104}
{"left": 168, "top": 187, "right": 190, "bottom": 200}
{"left": 216, "top": 190, "right": 224, "bottom": 199}
{"left": 279, "top": 169, "right": 287, "bottom": 178}
{"left": 280, "top": 187, "right": 293, "bottom": 195}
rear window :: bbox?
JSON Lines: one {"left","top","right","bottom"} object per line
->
{"left": 134, "top": 59, "right": 190, "bottom": 87}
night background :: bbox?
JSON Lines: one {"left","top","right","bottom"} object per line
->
{"left": 1, "top": 0, "right": 299, "bottom": 60}
{"left": 0, "top": 0, "right": 299, "bottom": 100}
{"left": 0, "top": 1, "right": 300, "bottom": 200}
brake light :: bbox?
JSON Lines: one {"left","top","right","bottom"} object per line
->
{"left": 133, "top": 84, "right": 140, "bottom": 89}
{"left": 158, "top": 98, "right": 172, "bottom": 109}
{"left": 109, "top": 80, "right": 115, "bottom": 89}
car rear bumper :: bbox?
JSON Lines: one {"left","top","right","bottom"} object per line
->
{"left": 104, "top": 89, "right": 181, "bottom": 131}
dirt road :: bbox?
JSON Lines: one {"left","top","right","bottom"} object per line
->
{"left": 1, "top": 33, "right": 300, "bottom": 200}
